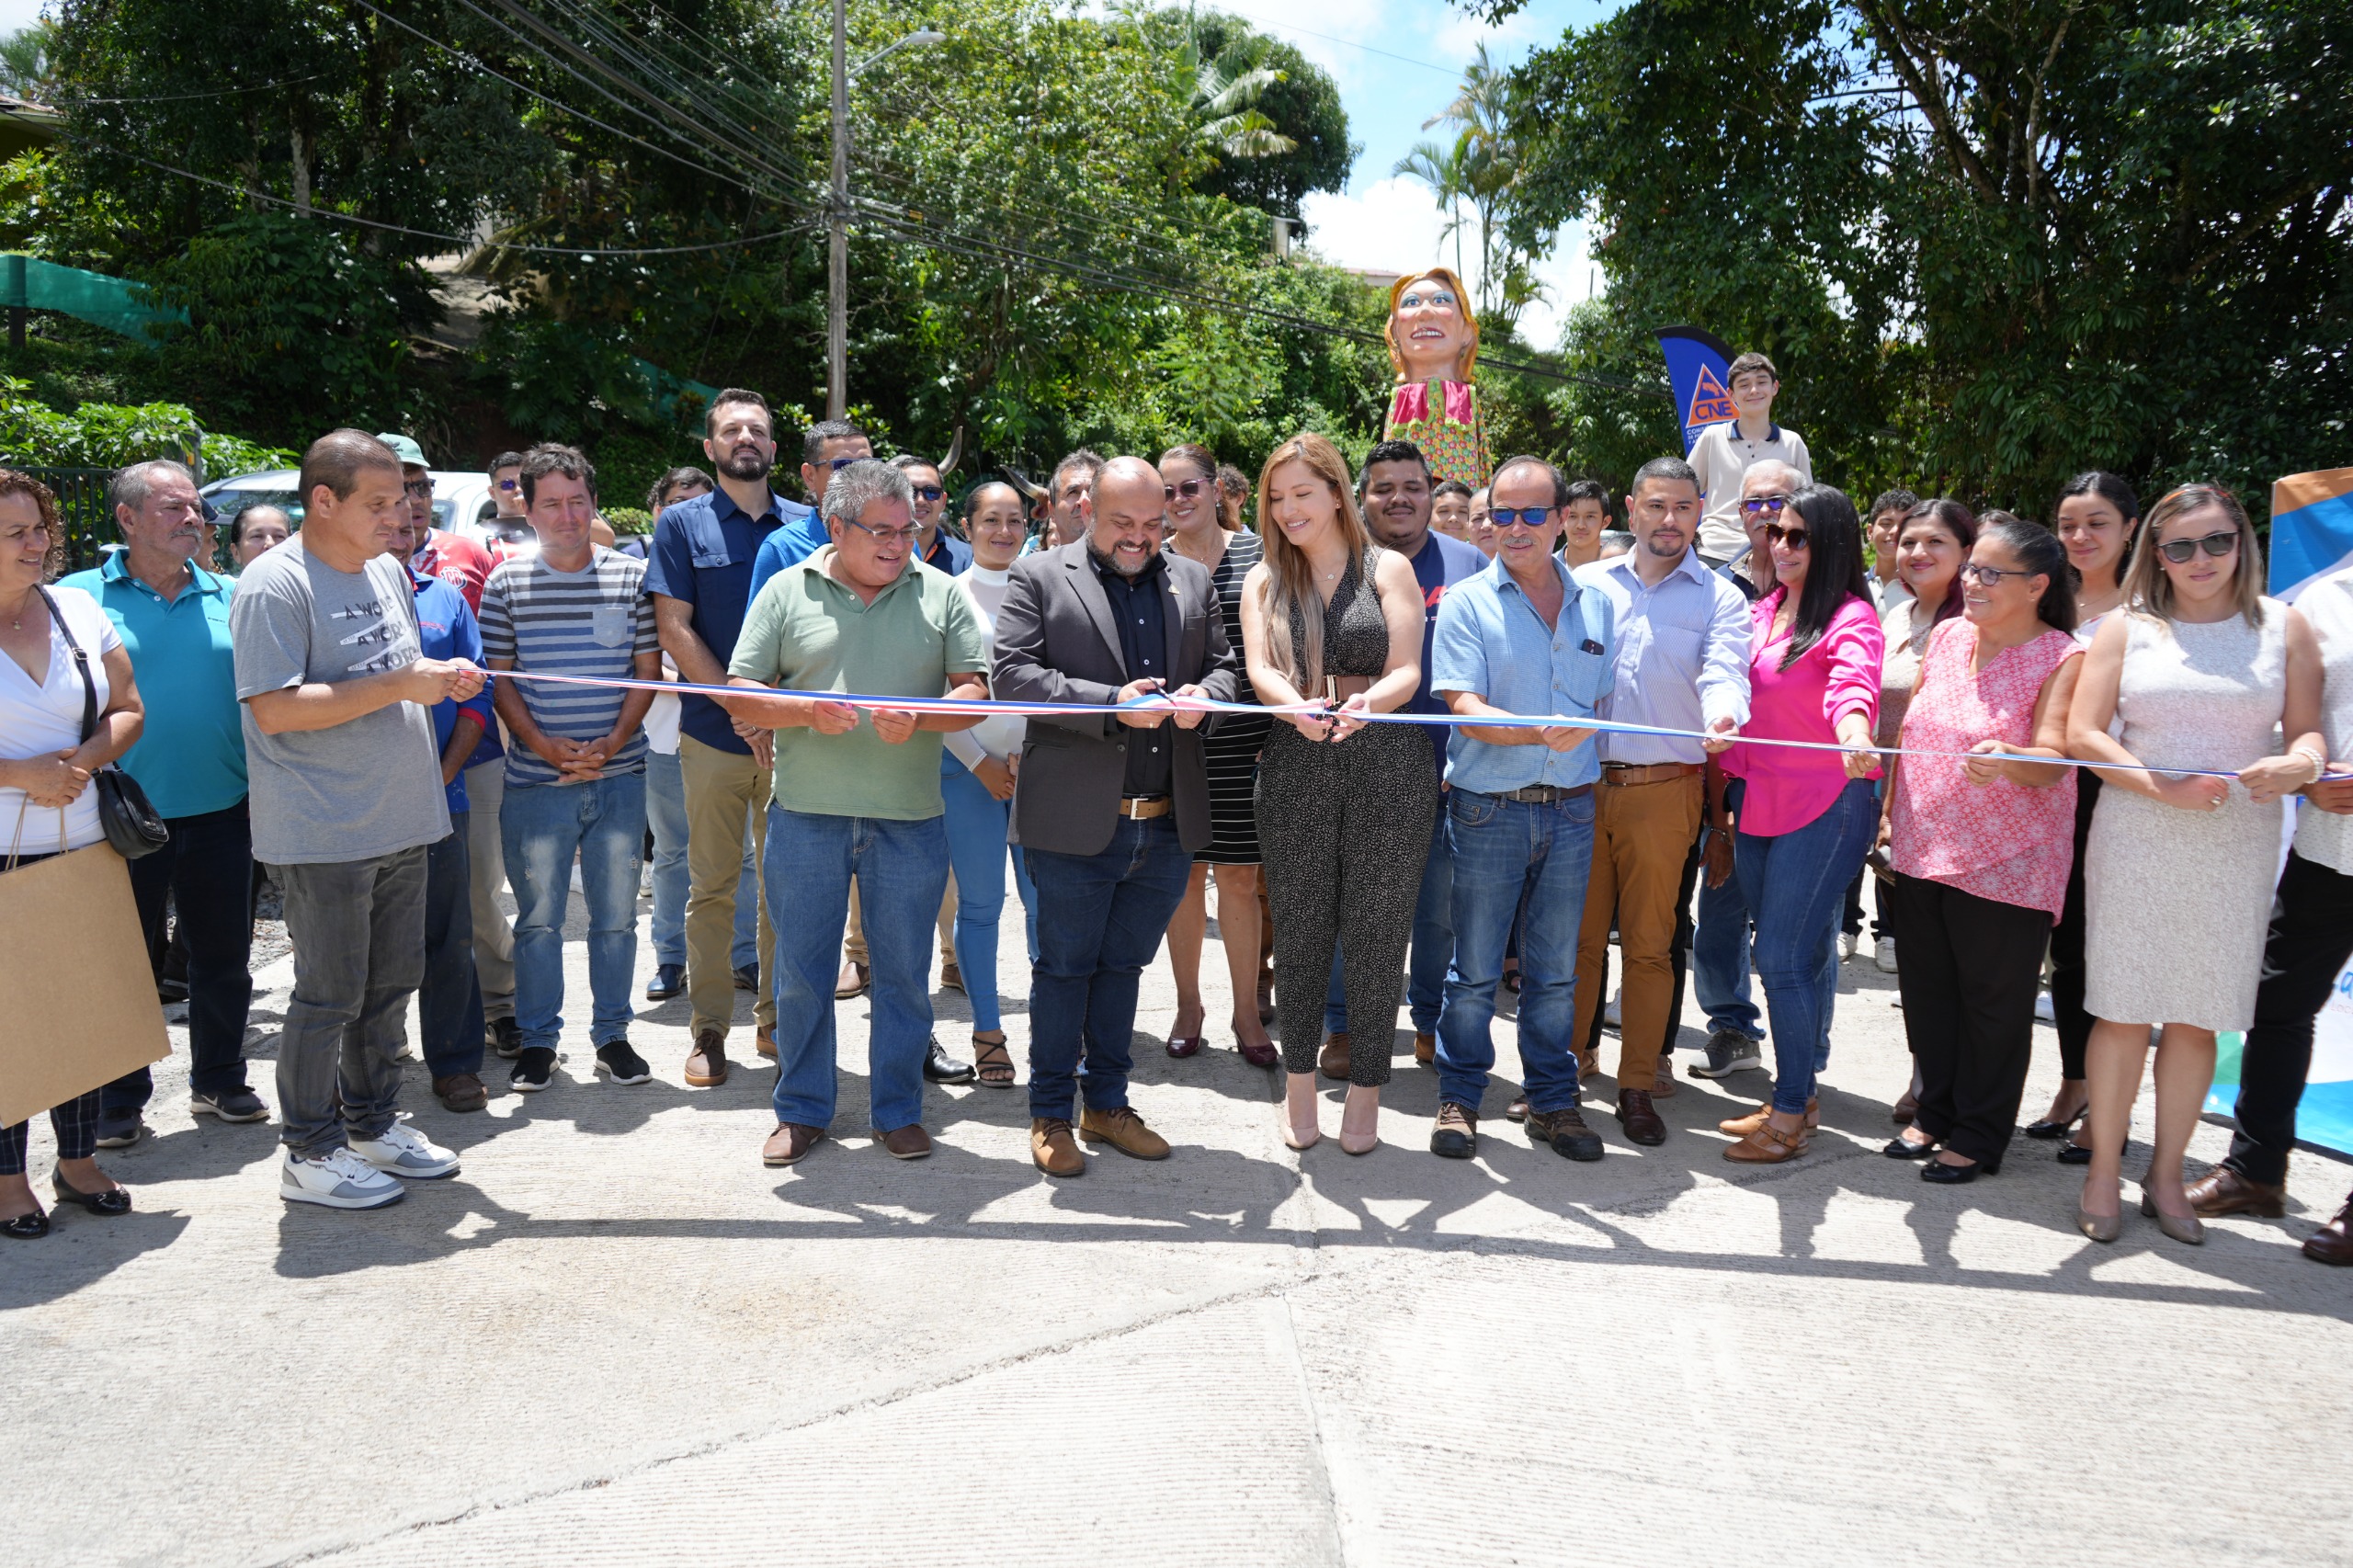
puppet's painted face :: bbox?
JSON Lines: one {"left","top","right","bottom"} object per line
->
{"left": 1392, "top": 274, "right": 1472, "bottom": 381}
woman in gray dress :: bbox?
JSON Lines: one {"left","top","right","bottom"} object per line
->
{"left": 2066, "top": 484, "right": 2325, "bottom": 1244}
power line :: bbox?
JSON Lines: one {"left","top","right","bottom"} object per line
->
{"left": 54, "top": 74, "right": 328, "bottom": 106}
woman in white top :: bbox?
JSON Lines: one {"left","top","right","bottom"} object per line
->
{"left": 2066, "top": 483, "right": 2324, "bottom": 1244}
{"left": 0, "top": 471, "right": 145, "bottom": 1239}
{"left": 2036, "top": 472, "right": 2142, "bottom": 1154}
{"left": 940, "top": 482, "right": 1038, "bottom": 1087}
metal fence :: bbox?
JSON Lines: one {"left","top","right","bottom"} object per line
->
{"left": 12, "top": 465, "right": 119, "bottom": 572}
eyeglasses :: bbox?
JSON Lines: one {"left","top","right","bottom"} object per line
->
{"left": 1739, "top": 495, "right": 1790, "bottom": 517}
{"left": 404, "top": 479, "right": 435, "bottom": 497}
{"left": 840, "top": 517, "right": 919, "bottom": 546}
{"left": 2156, "top": 529, "right": 2239, "bottom": 564}
{"left": 1164, "top": 478, "right": 1209, "bottom": 502}
{"left": 910, "top": 485, "right": 945, "bottom": 503}
{"left": 1763, "top": 523, "right": 1810, "bottom": 550}
{"left": 1959, "top": 562, "right": 2032, "bottom": 586}
{"left": 1398, "top": 288, "right": 1458, "bottom": 310}
{"left": 1489, "top": 506, "right": 1553, "bottom": 530}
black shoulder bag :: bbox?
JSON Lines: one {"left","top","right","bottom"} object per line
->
{"left": 37, "top": 585, "right": 169, "bottom": 859}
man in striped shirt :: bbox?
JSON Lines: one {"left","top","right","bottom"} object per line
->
{"left": 481, "top": 444, "right": 663, "bottom": 1093}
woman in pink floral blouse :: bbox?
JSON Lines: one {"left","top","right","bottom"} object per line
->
{"left": 1881, "top": 515, "right": 2085, "bottom": 1183}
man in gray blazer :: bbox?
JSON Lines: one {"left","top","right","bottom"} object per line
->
{"left": 993, "top": 456, "right": 1244, "bottom": 1176}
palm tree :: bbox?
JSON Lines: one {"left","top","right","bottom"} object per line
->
{"left": 1396, "top": 43, "right": 1547, "bottom": 335}
{"left": 1123, "top": 6, "right": 1297, "bottom": 176}
{"left": 1393, "top": 137, "right": 1472, "bottom": 282}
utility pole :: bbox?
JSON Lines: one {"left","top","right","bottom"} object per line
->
{"left": 827, "top": 0, "right": 849, "bottom": 419}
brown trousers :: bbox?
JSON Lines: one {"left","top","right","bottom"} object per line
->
{"left": 1573, "top": 771, "right": 1704, "bottom": 1092}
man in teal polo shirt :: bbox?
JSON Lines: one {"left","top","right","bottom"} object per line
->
{"left": 722, "top": 460, "right": 989, "bottom": 1169}
{"left": 61, "top": 459, "right": 264, "bottom": 1142}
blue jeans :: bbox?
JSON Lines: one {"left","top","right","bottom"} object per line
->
{"left": 1436, "top": 789, "right": 1597, "bottom": 1117}
{"left": 502, "top": 772, "right": 647, "bottom": 1052}
{"left": 765, "top": 807, "right": 948, "bottom": 1133}
{"left": 645, "top": 748, "right": 757, "bottom": 971}
{"left": 1023, "top": 815, "right": 1194, "bottom": 1123}
{"left": 1693, "top": 778, "right": 1765, "bottom": 1041}
{"left": 1733, "top": 778, "right": 1878, "bottom": 1113}
{"left": 420, "top": 815, "right": 485, "bottom": 1078}
{"left": 941, "top": 765, "right": 1038, "bottom": 1034}
{"left": 1324, "top": 802, "right": 1453, "bottom": 1037}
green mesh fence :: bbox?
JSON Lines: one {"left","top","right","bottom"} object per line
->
{"left": 2, "top": 254, "right": 187, "bottom": 340}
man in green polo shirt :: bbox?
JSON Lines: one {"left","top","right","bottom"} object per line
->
{"left": 724, "top": 460, "right": 989, "bottom": 1170}
{"left": 60, "top": 459, "right": 264, "bottom": 1141}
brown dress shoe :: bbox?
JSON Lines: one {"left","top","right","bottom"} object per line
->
{"left": 2186, "top": 1165, "right": 2286, "bottom": 1219}
{"left": 872, "top": 1123, "right": 933, "bottom": 1160}
{"left": 432, "top": 1073, "right": 488, "bottom": 1113}
{"left": 1506, "top": 1095, "right": 1529, "bottom": 1122}
{"left": 1720, "top": 1097, "right": 1819, "bottom": 1138}
{"left": 1319, "top": 1032, "right": 1351, "bottom": 1080}
{"left": 1079, "top": 1105, "right": 1171, "bottom": 1160}
{"left": 2304, "top": 1195, "right": 2353, "bottom": 1265}
{"left": 1414, "top": 1032, "right": 1436, "bottom": 1065}
{"left": 685, "top": 1028, "right": 730, "bottom": 1088}
{"left": 755, "top": 1028, "right": 777, "bottom": 1060}
{"left": 762, "top": 1122, "right": 826, "bottom": 1166}
{"left": 1031, "top": 1117, "right": 1084, "bottom": 1176}
{"left": 835, "top": 960, "right": 870, "bottom": 999}
{"left": 1724, "top": 1120, "right": 1810, "bottom": 1164}
{"left": 1616, "top": 1087, "right": 1666, "bottom": 1146}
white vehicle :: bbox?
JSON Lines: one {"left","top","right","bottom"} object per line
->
{"left": 201, "top": 468, "right": 498, "bottom": 539}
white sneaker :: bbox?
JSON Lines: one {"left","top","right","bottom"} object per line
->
{"left": 1837, "top": 931, "right": 1859, "bottom": 961}
{"left": 281, "top": 1147, "right": 405, "bottom": 1210}
{"left": 348, "top": 1118, "right": 460, "bottom": 1180}
{"left": 1874, "top": 937, "right": 1899, "bottom": 973}
{"left": 1602, "top": 990, "right": 1622, "bottom": 1030}
{"left": 2035, "top": 989, "right": 2056, "bottom": 1023}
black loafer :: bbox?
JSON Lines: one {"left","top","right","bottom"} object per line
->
{"left": 51, "top": 1167, "right": 131, "bottom": 1216}
{"left": 1921, "top": 1157, "right": 1986, "bottom": 1185}
{"left": 923, "top": 1037, "right": 976, "bottom": 1085}
{"left": 645, "top": 962, "right": 686, "bottom": 1001}
{"left": 2057, "top": 1142, "right": 2095, "bottom": 1165}
{"left": 1882, "top": 1134, "right": 1938, "bottom": 1160}
{"left": 2, "top": 1210, "right": 50, "bottom": 1239}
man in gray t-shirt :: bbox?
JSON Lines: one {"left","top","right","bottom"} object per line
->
{"left": 229, "top": 430, "right": 485, "bottom": 1213}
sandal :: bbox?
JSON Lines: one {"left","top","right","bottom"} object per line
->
{"left": 972, "top": 1034, "right": 1016, "bottom": 1089}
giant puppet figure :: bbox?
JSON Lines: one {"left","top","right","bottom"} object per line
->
{"left": 1381, "top": 267, "right": 1490, "bottom": 488}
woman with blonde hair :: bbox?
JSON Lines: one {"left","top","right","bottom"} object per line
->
{"left": 1159, "top": 442, "right": 1276, "bottom": 1067}
{"left": 2066, "top": 484, "right": 2325, "bottom": 1244}
{"left": 1241, "top": 433, "right": 1435, "bottom": 1153}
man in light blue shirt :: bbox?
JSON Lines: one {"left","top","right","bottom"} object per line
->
{"left": 1568, "top": 455, "right": 1750, "bottom": 1142}
{"left": 1427, "top": 455, "right": 1615, "bottom": 1165}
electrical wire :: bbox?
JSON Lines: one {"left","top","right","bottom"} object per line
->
{"left": 51, "top": 74, "right": 328, "bottom": 106}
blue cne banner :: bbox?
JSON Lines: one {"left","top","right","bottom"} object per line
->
{"left": 1655, "top": 325, "right": 1739, "bottom": 457}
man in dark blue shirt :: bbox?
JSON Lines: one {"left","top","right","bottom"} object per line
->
{"left": 647, "top": 387, "right": 792, "bottom": 1089}
{"left": 892, "top": 454, "right": 972, "bottom": 575}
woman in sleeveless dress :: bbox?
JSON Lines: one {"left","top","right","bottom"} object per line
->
{"left": 2067, "top": 484, "right": 2325, "bottom": 1244}
{"left": 1242, "top": 434, "right": 1436, "bottom": 1155}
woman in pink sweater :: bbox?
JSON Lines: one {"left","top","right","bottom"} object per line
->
{"left": 1718, "top": 485, "right": 1885, "bottom": 1163}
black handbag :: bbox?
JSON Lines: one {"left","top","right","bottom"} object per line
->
{"left": 37, "top": 585, "right": 169, "bottom": 859}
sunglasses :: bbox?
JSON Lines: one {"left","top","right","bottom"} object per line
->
{"left": 2157, "top": 528, "right": 2239, "bottom": 564}
{"left": 1960, "top": 562, "right": 2033, "bottom": 586}
{"left": 1763, "top": 523, "right": 1809, "bottom": 549}
{"left": 911, "top": 485, "right": 945, "bottom": 503}
{"left": 1739, "top": 495, "right": 1790, "bottom": 517}
{"left": 495, "top": 478, "right": 519, "bottom": 492}
{"left": 404, "top": 478, "right": 435, "bottom": 497}
{"left": 1164, "top": 477, "right": 1209, "bottom": 502}
{"left": 1489, "top": 506, "right": 1554, "bottom": 530}
{"left": 817, "top": 456, "right": 864, "bottom": 472}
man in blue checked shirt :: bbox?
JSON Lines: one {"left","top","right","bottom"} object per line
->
{"left": 390, "top": 506, "right": 499, "bottom": 1113}
{"left": 1427, "top": 455, "right": 1616, "bottom": 1165}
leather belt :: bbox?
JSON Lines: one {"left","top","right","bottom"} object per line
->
{"left": 1120, "top": 795, "right": 1173, "bottom": 820}
{"left": 1600, "top": 761, "right": 1702, "bottom": 787}
{"left": 1495, "top": 783, "right": 1594, "bottom": 805}
{"left": 1321, "top": 675, "right": 1374, "bottom": 702}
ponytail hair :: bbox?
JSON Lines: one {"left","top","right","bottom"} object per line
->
{"left": 1973, "top": 511, "right": 2076, "bottom": 635}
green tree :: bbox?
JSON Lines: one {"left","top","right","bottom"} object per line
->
{"left": 1188, "top": 13, "right": 1356, "bottom": 221}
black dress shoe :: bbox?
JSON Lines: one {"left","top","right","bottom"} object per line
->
{"left": 1882, "top": 1134, "right": 1938, "bottom": 1160}
{"left": 2, "top": 1209, "right": 50, "bottom": 1239}
{"left": 2024, "top": 1107, "right": 2087, "bottom": 1140}
{"left": 923, "top": 1037, "right": 977, "bottom": 1085}
{"left": 733, "top": 962, "right": 760, "bottom": 993}
{"left": 2057, "top": 1142, "right": 2094, "bottom": 1165}
{"left": 1921, "top": 1157, "right": 1991, "bottom": 1185}
{"left": 51, "top": 1168, "right": 131, "bottom": 1216}
{"left": 645, "top": 962, "right": 687, "bottom": 1001}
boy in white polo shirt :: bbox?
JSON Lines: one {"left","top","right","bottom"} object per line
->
{"left": 1691, "top": 351, "right": 1813, "bottom": 567}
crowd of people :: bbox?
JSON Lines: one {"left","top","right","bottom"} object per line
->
{"left": 3, "top": 324, "right": 2348, "bottom": 1266}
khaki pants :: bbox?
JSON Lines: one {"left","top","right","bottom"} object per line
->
{"left": 463, "top": 757, "right": 516, "bottom": 1021}
{"left": 1573, "top": 770, "right": 1704, "bottom": 1092}
{"left": 679, "top": 734, "right": 776, "bottom": 1038}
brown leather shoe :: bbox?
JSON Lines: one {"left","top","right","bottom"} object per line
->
{"left": 1319, "top": 1032, "right": 1351, "bottom": 1080}
{"left": 685, "top": 1029, "right": 730, "bottom": 1088}
{"left": 2186, "top": 1165, "right": 2286, "bottom": 1219}
{"left": 2304, "top": 1194, "right": 2353, "bottom": 1266}
{"left": 1720, "top": 1097, "right": 1819, "bottom": 1138}
{"left": 1079, "top": 1105, "right": 1171, "bottom": 1160}
{"left": 1505, "top": 1095, "right": 1529, "bottom": 1122}
{"left": 1031, "top": 1117, "right": 1084, "bottom": 1176}
{"left": 1723, "top": 1121, "right": 1810, "bottom": 1164}
{"left": 1526, "top": 1105, "right": 1605, "bottom": 1161}
{"left": 872, "top": 1123, "right": 933, "bottom": 1160}
{"left": 432, "top": 1073, "right": 488, "bottom": 1113}
{"left": 1414, "top": 1032, "right": 1436, "bottom": 1065}
{"left": 835, "top": 960, "right": 870, "bottom": 999}
{"left": 1617, "top": 1088, "right": 1666, "bottom": 1146}
{"left": 939, "top": 959, "right": 963, "bottom": 993}
{"left": 755, "top": 1028, "right": 777, "bottom": 1060}
{"left": 762, "top": 1122, "right": 825, "bottom": 1166}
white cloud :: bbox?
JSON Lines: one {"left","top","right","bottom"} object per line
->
{"left": 1301, "top": 180, "right": 1595, "bottom": 351}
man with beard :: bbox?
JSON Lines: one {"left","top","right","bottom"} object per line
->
{"left": 892, "top": 453, "right": 970, "bottom": 574}
{"left": 1315, "top": 438, "right": 1483, "bottom": 1078}
{"left": 648, "top": 389, "right": 795, "bottom": 1088}
{"left": 991, "top": 458, "right": 1240, "bottom": 1175}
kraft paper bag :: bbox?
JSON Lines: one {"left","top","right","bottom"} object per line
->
{"left": 0, "top": 837, "right": 170, "bottom": 1128}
